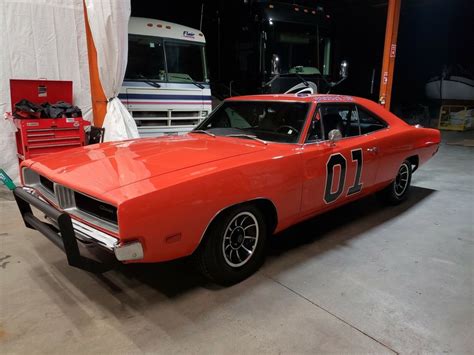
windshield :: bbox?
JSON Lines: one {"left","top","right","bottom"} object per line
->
{"left": 125, "top": 34, "right": 207, "bottom": 82}
{"left": 166, "top": 41, "right": 206, "bottom": 82}
{"left": 126, "top": 34, "right": 166, "bottom": 80}
{"left": 195, "top": 101, "right": 310, "bottom": 143}
{"left": 268, "top": 21, "right": 331, "bottom": 76}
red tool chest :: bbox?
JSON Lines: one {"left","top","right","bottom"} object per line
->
{"left": 10, "top": 79, "right": 89, "bottom": 161}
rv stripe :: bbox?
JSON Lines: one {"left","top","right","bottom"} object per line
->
{"left": 118, "top": 93, "right": 212, "bottom": 101}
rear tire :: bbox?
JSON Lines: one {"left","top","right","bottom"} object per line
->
{"left": 377, "top": 160, "right": 412, "bottom": 205}
{"left": 194, "top": 204, "right": 267, "bottom": 286}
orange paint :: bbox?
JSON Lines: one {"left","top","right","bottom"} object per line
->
{"left": 83, "top": 1, "right": 107, "bottom": 127}
{"left": 379, "top": 0, "right": 402, "bottom": 110}
{"left": 21, "top": 94, "right": 440, "bottom": 264}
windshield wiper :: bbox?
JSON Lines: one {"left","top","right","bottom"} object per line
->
{"left": 168, "top": 75, "right": 205, "bottom": 89}
{"left": 191, "top": 130, "right": 215, "bottom": 137}
{"left": 138, "top": 74, "right": 161, "bottom": 88}
{"left": 264, "top": 72, "right": 309, "bottom": 89}
{"left": 294, "top": 72, "right": 309, "bottom": 87}
{"left": 226, "top": 134, "right": 268, "bottom": 145}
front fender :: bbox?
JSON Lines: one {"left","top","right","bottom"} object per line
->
{"left": 114, "top": 149, "right": 302, "bottom": 263}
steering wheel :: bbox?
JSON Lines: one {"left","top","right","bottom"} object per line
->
{"left": 276, "top": 125, "right": 299, "bottom": 135}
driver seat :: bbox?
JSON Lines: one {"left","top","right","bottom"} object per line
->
{"left": 323, "top": 113, "right": 344, "bottom": 139}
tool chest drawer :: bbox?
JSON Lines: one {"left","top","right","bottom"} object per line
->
{"left": 14, "top": 118, "right": 89, "bottom": 160}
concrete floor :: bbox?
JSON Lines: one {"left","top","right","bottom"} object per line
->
{"left": 1, "top": 131, "right": 473, "bottom": 354}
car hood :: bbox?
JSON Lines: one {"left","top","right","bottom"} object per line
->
{"left": 29, "top": 134, "right": 266, "bottom": 195}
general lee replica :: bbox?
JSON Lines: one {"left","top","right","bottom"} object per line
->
{"left": 13, "top": 94, "right": 440, "bottom": 285}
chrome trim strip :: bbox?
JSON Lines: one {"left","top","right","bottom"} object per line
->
{"left": 64, "top": 208, "right": 119, "bottom": 234}
{"left": 71, "top": 219, "right": 118, "bottom": 251}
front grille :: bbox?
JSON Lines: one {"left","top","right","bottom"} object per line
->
{"left": 22, "top": 168, "right": 118, "bottom": 232}
{"left": 39, "top": 175, "right": 54, "bottom": 193}
{"left": 74, "top": 192, "right": 118, "bottom": 224}
{"left": 136, "top": 120, "right": 167, "bottom": 127}
{"left": 133, "top": 111, "right": 168, "bottom": 118}
{"left": 55, "top": 184, "right": 75, "bottom": 209}
{"left": 171, "top": 119, "right": 200, "bottom": 126}
{"left": 131, "top": 110, "right": 207, "bottom": 128}
{"left": 172, "top": 111, "right": 200, "bottom": 118}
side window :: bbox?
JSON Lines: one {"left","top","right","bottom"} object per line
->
{"left": 340, "top": 107, "right": 360, "bottom": 137}
{"left": 306, "top": 110, "right": 323, "bottom": 142}
{"left": 318, "top": 104, "right": 357, "bottom": 139}
{"left": 357, "top": 107, "right": 387, "bottom": 134}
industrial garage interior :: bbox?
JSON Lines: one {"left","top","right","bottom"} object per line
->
{"left": 0, "top": 0, "right": 473, "bottom": 354}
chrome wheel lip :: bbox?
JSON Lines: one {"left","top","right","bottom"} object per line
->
{"left": 394, "top": 163, "right": 410, "bottom": 197}
{"left": 222, "top": 211, "right": 259, "bottom": 268}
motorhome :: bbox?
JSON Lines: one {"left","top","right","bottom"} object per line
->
{"left": 120, "top": 17, "right": 212, "bottom": 137}
{"left": 206, "top": 1, "right": 343, "bottom": 97}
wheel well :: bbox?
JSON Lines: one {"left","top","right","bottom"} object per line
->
{"left": 199, "top": 198, "right": 279, "bottom": 247}
{"left": 406, "top": 155, "right": 419, "bottom": 172}
{"left": 252, "top": 199, "right": 278, "bottom": 234}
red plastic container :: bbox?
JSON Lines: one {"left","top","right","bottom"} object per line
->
{"left": 10, "top": 79, "right": 89, "bottom": 161}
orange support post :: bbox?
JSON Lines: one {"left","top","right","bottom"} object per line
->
{"left": 83, "top": 2, "right": 107, "bottom": 127}
{"left": 379, "top": 0, "right": 401, "bottom": 111}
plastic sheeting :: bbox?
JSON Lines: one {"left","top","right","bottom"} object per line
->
{"left": 84, "top": 0, "right": 139, "bottom": 142}
{"left": 0, "top": 0, "right": 92, "bottom": 183}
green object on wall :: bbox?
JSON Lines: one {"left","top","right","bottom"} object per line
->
{"left": 0, "top": 169, "right": 16, "bottom": 190}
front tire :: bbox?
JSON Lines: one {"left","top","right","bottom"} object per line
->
{"left": 378, "top": 160, "right": 412, "bottom": 205}
{"left": 194, "top": 204, "right": 267, "bottom": 286}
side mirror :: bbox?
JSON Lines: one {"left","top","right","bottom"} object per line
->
{"left": 271, "top": 54, "right": 280, "bottom": 75}
{"left": 339, "top": 60, "right": 349, "bottom": 79}
{"left": 328, "top": 129, "right": 342, "bottom": 145}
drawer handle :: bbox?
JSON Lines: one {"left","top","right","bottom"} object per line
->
{"left": 29, "top": 142, "right": 81, "bottom": 149}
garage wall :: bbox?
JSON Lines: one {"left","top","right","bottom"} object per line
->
{"left": 0, "top": 0, "right": 92, "bottom": 183}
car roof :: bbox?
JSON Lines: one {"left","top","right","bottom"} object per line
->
{"left": 226, "top": 94, "right": 356, "bottom": 103}
{"left": 225, "top": 94, "right": 406, "bottom": 127}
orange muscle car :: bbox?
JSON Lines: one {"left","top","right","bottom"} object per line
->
{"left": 14, "top": 94, "right": 440, "bottom": 285}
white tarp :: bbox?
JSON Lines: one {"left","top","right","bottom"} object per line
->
{"left": 0, "top": 0, "right": 92, "bottom": 183}
{"left": 84, "top": 0, "right": 139, "bottom": 142}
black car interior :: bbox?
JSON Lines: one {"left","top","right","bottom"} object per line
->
{"left": 311, "top": 104, "right": 388, "bottom": 141}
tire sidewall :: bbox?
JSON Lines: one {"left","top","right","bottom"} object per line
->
{"left": 207, "top": 204, "right": 267, "bottom": 284}
{"left": 390, "top": 160, "right": 412, "bottom": 203}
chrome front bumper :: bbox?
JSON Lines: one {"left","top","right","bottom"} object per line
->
{"left": 14, "top": 187, "right": 143, "bottom": 273}
{"left": 71, "top": 218, "right": 144, "bottom": 262}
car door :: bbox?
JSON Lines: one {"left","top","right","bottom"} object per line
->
{"left": 354, "top": 104, "right": 393, "bottom": 185}
{"left": 300, "top": 103, "right": 380, "bottom": 216}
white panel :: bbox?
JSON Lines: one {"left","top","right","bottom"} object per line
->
{"left": 0, "top": 0, "right": 92, "bottom": 183}
{"left": 84, "top": 0, "right": 139, "bottom": 142}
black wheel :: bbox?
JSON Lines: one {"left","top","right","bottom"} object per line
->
{"left": 194, "top": 204, "right": 267, "bottom": 286}
{"left": 378, "top": 160, "right": 412, "bottom": 205}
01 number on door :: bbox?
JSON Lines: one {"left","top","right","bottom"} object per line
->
{"left": 324, "top": 149, "right": 363, "bottom": 204}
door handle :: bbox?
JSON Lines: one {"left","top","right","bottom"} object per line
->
{"left": 367, "top": 146, "right": 378, "bottom": 153}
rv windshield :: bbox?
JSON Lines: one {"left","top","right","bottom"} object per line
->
{"left": 125, "top": 34, "right": 207, "bottom": 83}
{"left": 126, "top": 34, "right": 166, "bottom": 81}
{"left": 268, "top": 21, "right": 331, "bottom": 76}
{"left": 165, "top": 41, "right": 206, "bottom": 83}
